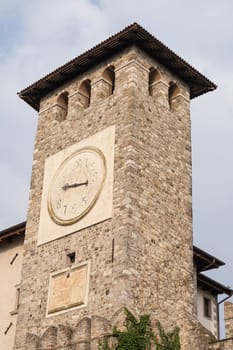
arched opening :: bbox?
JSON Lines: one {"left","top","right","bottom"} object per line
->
{"left": 148, "top": 67, "right": 161, "bottom": 96}
{"left": 79, "top": 79, "right": 91, "bottom": 108}
{"left": 57, "top": 92, "right": 68, "bottom": 109}
{"left": 168, "top": 82, "right": 181, "bottom": 108}
{"left": 103, "top": 66, "right": 115, "bottom": 95}
{"left": 56, "top": 91, "right": 68, "bottom": 120}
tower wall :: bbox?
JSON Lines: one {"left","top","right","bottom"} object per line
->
{"left": 14, "top": 46, "right": 212, "bottom": 349}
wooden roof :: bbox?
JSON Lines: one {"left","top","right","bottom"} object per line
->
{"left": 197, "top": 273, "right": 233, "bottom": 296}
{"left": 193, "top": 245, "right": 225, "bottom": 272}
{"left": 0, "top": 221, "right": 25, "bottom": 243}
{"left": 18, "top": 22, "right": 217, "bottom": 111}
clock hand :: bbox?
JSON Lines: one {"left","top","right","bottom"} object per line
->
{"left": 62, "top": 180, "right": 88, "bottom": 191}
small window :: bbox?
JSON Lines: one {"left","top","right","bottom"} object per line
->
{"left": 79, "top": 79, "right": 91, "bottom": 108}
{"left": 168, "top": 82, "right": 180, "bottom": 108}
{"left": 148, "top": 67, "right": 161, "bottom": 96}
{"left": 103, "top": 66, "right": 115, "bottom": 95}
{"left": 56, "top": 92, "right": 68, "bottom": 121}
{"left": 203, "top": 297, "right": 212, "bottom": 319}
{"left": 67, "top": 252, "right": 76, "bottom": 264}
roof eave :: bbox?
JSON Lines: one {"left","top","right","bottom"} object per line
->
{"left": 193, "top": 245, "right": 225, "bottom": 272}
{"left": 0, "top": 221, "right": 26, "bottom": 243}
{"left": 18, "top": 23, "right": 217, "bottom": 112}
{"left": 197, "top": 273, "right": 233, "bottom": 296}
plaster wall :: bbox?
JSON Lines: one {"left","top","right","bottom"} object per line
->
{"left": 197, "top": 287, "right": 218, "bottom": 337}
{"left": 0, "top": 235, "right": 24, "bottom": 350}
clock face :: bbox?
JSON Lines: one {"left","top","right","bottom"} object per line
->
{"left": 47, "top": 147, "right": 106, "bottom": 226}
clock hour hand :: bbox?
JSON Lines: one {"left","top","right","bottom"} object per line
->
{"left": 62, "top": 180, "right": 88, "bottom": 191}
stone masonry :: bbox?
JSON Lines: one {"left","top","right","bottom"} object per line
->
{"left": 224, "top": 301, "right": 233, "bottom": 339}
{"left": 207, "top": 302, "right": 233, "bottom": 349}
{"left": 14, "top": 25, "right": 217, "bottom": 350}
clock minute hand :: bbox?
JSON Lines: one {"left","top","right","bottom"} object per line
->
{"left": 62, "top": 180, "right": 88, "bottom": 191}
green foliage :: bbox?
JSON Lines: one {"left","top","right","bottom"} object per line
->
{"left": 98, "top": 308, "right": 180, "bottom": 350}
{"left": 98, "top": 337, "right": 112, "bottom": 350}
{"left": 154, "top": 322, "right": 180, "bottom": 350}
{"left": 112, "top": 308, "right": 153, "bottom": 349}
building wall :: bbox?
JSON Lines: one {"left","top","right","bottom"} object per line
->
{"left": 224, "top": 301, "right": 233, "bottom": 338}
{"left": 0, "top": 235, "right": 24, "bottom": 350}
{"left": 206, "top": 302, "right": 233, "bottom": 349}
{"left": 14, "top": 46, "right": 214, "bottom": 350}
{"left": 197, "top": 287, "right": 218, "bottom": 337}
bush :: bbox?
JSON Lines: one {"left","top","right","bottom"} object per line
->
{"left": 154, "top": 321, "right": 180, "bottom": 350}
{"left": 98, "top": 308, "right": 180, "bottom": 350}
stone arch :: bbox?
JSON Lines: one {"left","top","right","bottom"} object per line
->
{"left": 40, "top": 326, "right": 57, "bottom": 349}
{"left": 168, "top": 81, "right": 181, "bottom": 109}
{"left": 148, "top": 67, "right": 161, "bottom": 96}
{"left": 57, "top": 324, "right": 72, "bottom": 349}
{"left": 79, "top": 79, "right": 91, "bottom": 108}
{"left": 56, "top": 91, "right": 69, "bottom": 121}
{"left": 91, "top": 315, "right": 111, "bottom": 349}
{"left": 102, "top": 65, "right": 115, "bottom": 95}
{"left": 91, "top": 315, "right": 111, "bottom": 337}
{"left": 72, "top": 317, "right": 91, "bottom": 348}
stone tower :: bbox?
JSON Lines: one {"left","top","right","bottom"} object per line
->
{"left": 15, "top": 23, "right": 216, "bottom": 349}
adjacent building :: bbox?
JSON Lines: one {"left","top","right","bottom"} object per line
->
{"left": 0, "top": 223, "right": 25, "bottom": 350}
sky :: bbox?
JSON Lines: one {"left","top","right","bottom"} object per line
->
{"left": 0, "top": 0, "right": 233, "bottom": 334}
